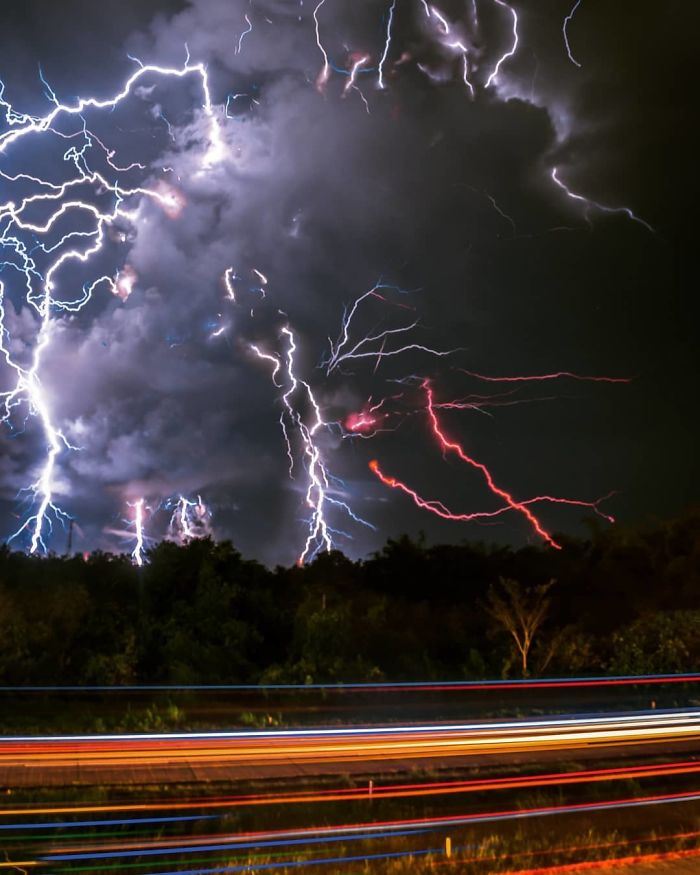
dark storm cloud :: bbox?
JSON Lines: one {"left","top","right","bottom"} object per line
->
{"left": 0, "top": 0, "right": 695, "bottom": 563}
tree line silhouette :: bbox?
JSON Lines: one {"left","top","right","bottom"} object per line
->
{"left": 1, "top": 509, "right": 699, "bottom": 684}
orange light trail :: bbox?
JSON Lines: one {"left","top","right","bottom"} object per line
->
{"left": 3, "top": 712, "right": 700, "bottom": 778}
{"left": 32, "top": 789, "right": 700, "bottom": 861}
{"left": 5, "top": 759, "right": 700, "bottom": 818}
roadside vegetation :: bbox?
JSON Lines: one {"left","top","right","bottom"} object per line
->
{"left": 1, "top": 509, "right": 699, "bottom": 691}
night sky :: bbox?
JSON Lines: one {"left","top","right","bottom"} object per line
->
{"left": 0, "top": 0, "right": 696, "bottom": 566}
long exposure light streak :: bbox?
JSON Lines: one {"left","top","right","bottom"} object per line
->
{"left": 5, "top": 671, "right": 697, "bottom": 692}
{"left": 6, "top": 759, "right": 700, "bottom": 819}
{"left": 32, "top": 790, "right": 700, "bottom": 863}
{"left": 3, "top": 709, "right": 700, "bottom": 754}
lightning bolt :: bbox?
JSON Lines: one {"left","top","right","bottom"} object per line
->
{"left": 236, "top": 14, "right": 254, "bottom": 55}
{"left": 128, "top": 498, "right": 146, "bottom": 566}
{"left": 0, "top": 56, "right": 224, "bottom": 552}
{"left": 378, "top": 0, "right": 398, "bottom": 90}
{"left": 324, "top": 282, "right": 458, "bottom": 375}
{"left": 252, "top": 324, "right": 375, "bottom": 564}
{"left": 313, "top": 0, "right": 332, "bottom": 92}
{"left": 458, "top": 369, "right": 632, "bottom": 384}
{"left": 167, "top": 494, "right": 212, "bottom": 543}
{"left": 563, "top": 0, "right": 583, "bottom": 68}
{"left": 370, "top": 458, "right": 615, "bottom": 525}
{"left": 551, "top": 168, "right": 654, "bottom": 232}
{"left": 484, "top": 0, "right": 519, "bottom": 89}
{"left": 369, "top": 378, "right": 621, "bottom": 548}
{"left": 224, "top": 266, "right": 237, "bottom": 301}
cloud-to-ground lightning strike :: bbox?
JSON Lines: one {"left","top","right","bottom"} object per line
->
{"left": 0, "top": 57, "right": 223, "bottom": 556}
{"left": 128, "top": 498, "right": 146, "bottom": 567}
{"left": 253, "top": 324, "right": 374, "bottom": 564}
{"left": 0, "top": 2, "right": 653, "bottom": 565}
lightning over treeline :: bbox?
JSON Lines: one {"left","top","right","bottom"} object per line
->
{"left": 0, "top": 0, "right": 672, "bottom": 565}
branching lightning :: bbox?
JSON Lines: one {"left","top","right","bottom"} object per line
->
{"left": 0, "top": 57, "right": 224, "bottom": 554}
{"left": 370, "top": 458, "right": 615, "bottom": 525}
{"left": 551, "top": 168, "right": 654, "bottom": 232}
{"left": 0, "top": 5, "right": 646, "bottom": 565}
{"left": 167, "top": 494, "right": 212, "bottom": 543}
{"left": 369, "top": 379, "right": 618, "bottom": 546}
{"left": 253, "top": 324, "right": 375, "bottom": 564}
{"left": 324, "top": 282, "right": 458, "bottom": 376}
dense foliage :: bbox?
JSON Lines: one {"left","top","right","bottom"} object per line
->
{"left": 1, "top": 510, "right": 699, "bottom": 684}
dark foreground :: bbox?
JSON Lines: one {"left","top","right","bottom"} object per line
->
{"left": 4, "top": 682, "right": 700, "bottom": 873}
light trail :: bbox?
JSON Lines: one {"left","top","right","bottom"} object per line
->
{"left": 3, "top": 710, "right": 700, "bottom": 777}
{"left": 2, "top": 671, "right": 699, "bottom": 691}
{"left": 31, "top": 789, "right": 700, "bottom": 863}
{"left": 6, "top": 759, "right": 700, "bottom": 818}
{"left": 456, "top": 829, "right": 700, "bottom": 872}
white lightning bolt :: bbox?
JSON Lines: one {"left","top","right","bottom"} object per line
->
{"left": 378, "top": 0, "right": 398, "bottom": 90}
{"left": 563, "top": 0, "right": 583, "bottom": 68}
{"left": 324, "top": 282, "right": 459, "bottom": 375}
{"left": 551, "top": 168, "right": 654, "bottom": 232}
{"left": 129, "top": 498, "right": 146, "bottom": 566}
{"left": 1, "top": 57, "right": 225, "bottom": 552}
{"left": 485, "top": 0, "right": 519, "bottom": 88}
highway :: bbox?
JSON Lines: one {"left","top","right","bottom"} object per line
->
{"left": 3, "top": 684, "right": 700, "bottom": 872}
{"left": 3, "top": 708, "right": 700, "bottom": 786}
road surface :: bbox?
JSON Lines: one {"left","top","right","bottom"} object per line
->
{"left": 3, "top": 708, "right": 700, "bottom": 787}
